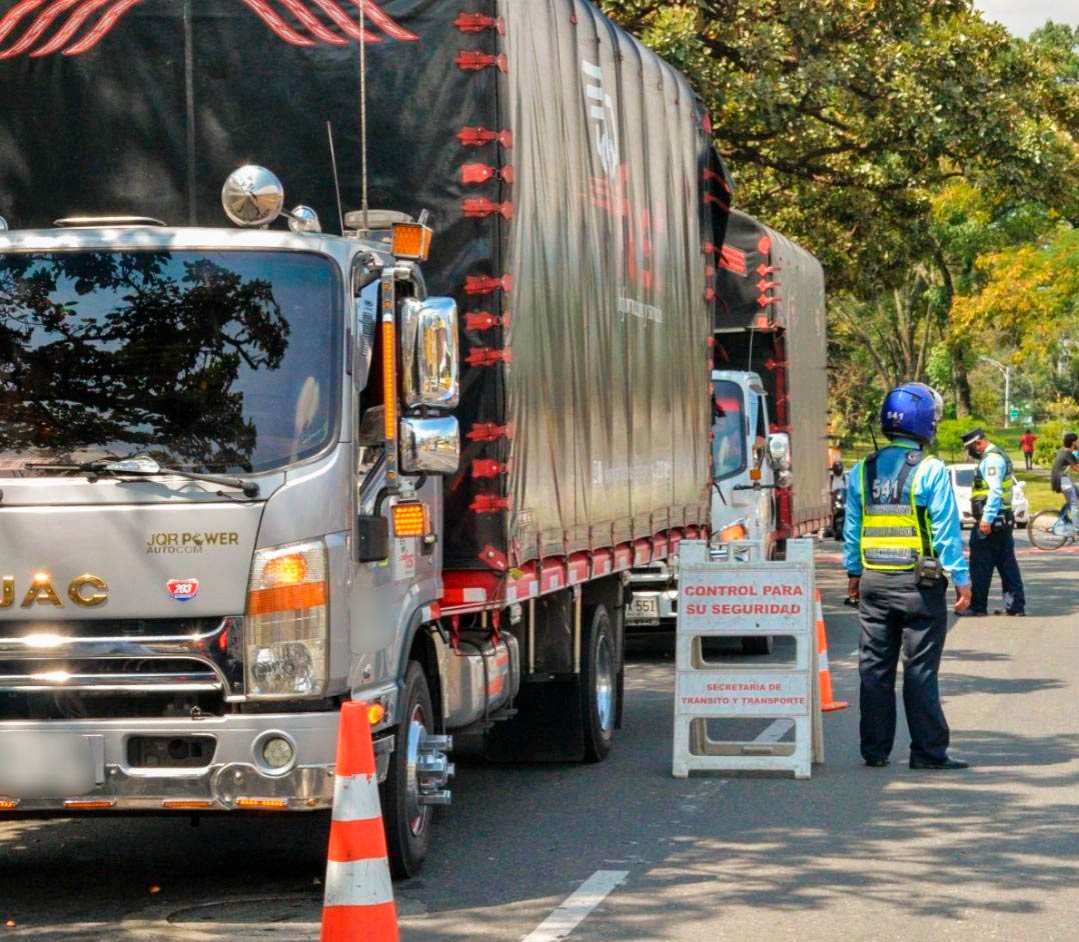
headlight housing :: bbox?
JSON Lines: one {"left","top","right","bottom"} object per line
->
{"left": 245, "top": 540, "right": 329, "bottom": 699}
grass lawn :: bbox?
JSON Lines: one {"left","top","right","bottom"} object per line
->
{"left": 839, "top": 424, "right": 1060, "bottom": 515}
{"left": 842, "top": 424, "right": 1037, "bottom": 466}
{"left": 1016, "top": 471, "right": 1058, "bottom": 516}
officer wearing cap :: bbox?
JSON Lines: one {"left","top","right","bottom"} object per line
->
{"left": 962, "top": 427, "right": 1025, "bottom": 616}
{"left": 844, "top": 383, "right": 971, "bottom": 770}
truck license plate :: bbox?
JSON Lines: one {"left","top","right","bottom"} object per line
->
{"left": 0, "top": 733, "right": 101, "bottom": 798}
{"left": 627, "top": 596, "right": 660, "bottom": 623}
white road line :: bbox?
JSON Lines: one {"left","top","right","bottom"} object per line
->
{"left": 753, "top": 719, "right": 792, "bottom": 743}
{"left": 521, "top": 870, "right": 629, "bottom": 942}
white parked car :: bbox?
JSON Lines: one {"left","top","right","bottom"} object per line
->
{"left": 947, "top": 463, "right": 1029, "bottom": 528}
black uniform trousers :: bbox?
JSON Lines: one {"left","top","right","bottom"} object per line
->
{"left": 859, "top": 570, "right": 950, "bottom": 764}
{"left": 969, "top": 526, "right": 1025, "bottom": 615}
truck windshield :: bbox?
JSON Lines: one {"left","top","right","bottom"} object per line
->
{"left": 0, "top": 250, "right": 340, "bottom": 475}
{"left": 712, "top": 380, "right": 747, "bottom": 481}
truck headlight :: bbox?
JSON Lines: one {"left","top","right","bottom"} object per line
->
{"left": 245, "top": 540, "right": 329, "bottom": 698}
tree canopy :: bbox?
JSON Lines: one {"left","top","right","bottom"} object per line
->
{"left": 600, "top": 2, "right": 1079, "bottom": 431}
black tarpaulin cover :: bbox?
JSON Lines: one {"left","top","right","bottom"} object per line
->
{"left": 0, "top": 0, "right": 722, "bottom": 570}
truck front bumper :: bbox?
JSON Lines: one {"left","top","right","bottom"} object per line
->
{"left": 0, "top": 711, "right": 364, "bottom": 813}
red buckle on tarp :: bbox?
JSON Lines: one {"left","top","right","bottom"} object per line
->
{"left": 478, "top": 545, "right": 509, "bottom": 571}
{"left": 467, "top": 422, "right": 513, "bottom": 443}
{"left": 471, "top": 494, "right": 512, "bottom": 514}
{"left": 461, "top": 163, "right": 516, "bottom": 186}
{"left": 458, "top": 127, "right": 514, "bottom": 149}
{"left": 703, "top": 242, "right": 718, "bottom": 255}
{"left": 465, "top": 311, "right": 507, "bottom": 332}
{"left": 463, "top": 198, "right": 514, "bottom": 220}
{"left": 472, "top": 459, "right": 511, "bottom": 479}
{"left": 466, "top": 346, "right": 512, "bottom": 367}
{"left": 465, "top": 274, "right": 513, "bottom": 296}
{"left": 454, "top": 13, "right": 505, "bottom": 34}
{"left": 757, "top": 294, "right": 781, "bottom": 307}
{"left": 456, "top": 51, "right": 508, "bottom": 73}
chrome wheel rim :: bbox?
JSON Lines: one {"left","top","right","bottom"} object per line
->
{"left": 405, "top": 706, "right": 432, "bottom": 837}
{"left": 594, "top": 634, "right": 615, "bottom": 733}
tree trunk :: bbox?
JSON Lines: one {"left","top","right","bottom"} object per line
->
{"left": 953, "top": 353, "right": 973, "bottom": 417}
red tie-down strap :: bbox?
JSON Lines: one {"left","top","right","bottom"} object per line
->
{"left": 466, "top": 346, "right": 513, "bottom": 367}
{"left": 703, "top": 242, "right": 718, "bottom": 256}
{"left": 470, "top": 494, "right": 513, "bottom": 514}
{"left": 465, "top": 310, "right": 510, "bottom": 332}
{"left": 463, "top": 198, "right": 514, "bottom": 220}
{"left": 462, "top": 163, "right": 516, "bottom": 186}
{"left": 454, "top": 12, "right": 506, "bottom": 34}
{"left": 467, "top": 422, "right": 513, "bottom": 443}
{"left": 757, "top": 294, "right": 782, "bottom": 308}
{"left": 472, "top": 459, "right": 512, "bottom": 479}
{"left": 456, "top": 51, "right": 508, "bottom": 73}
{"left": 465, "top": 274, "right": 513, "bottom": 296}
{"left": 459, "top": 127, "right": 514, "bottom": 149}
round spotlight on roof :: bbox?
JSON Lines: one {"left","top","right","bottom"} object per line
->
{"left": 221, "top": 165, "right": 285, "bottom": 228}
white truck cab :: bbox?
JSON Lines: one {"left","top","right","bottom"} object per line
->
{"left": 626, "top": 369, "right": 790, "bottom": 639}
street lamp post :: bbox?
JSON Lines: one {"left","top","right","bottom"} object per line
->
{"left": 980, "top": 356, "right": 1011, "bottom": 429}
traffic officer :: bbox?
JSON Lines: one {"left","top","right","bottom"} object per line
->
{"left": 962, "top": 428, "right": 1026, "bottom": 616}
{"left": 844, "top": 382, "right": 972, "bottom": 770}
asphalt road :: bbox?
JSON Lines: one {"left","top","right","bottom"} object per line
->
{"left": 3, "top": 535, "right": 1078, "bottom": 941}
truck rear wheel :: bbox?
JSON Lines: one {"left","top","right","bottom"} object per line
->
{"left": 582, "top": 604, "right": 616, "bottom": 762}
{"left": 382, "top": 662, "right": 435, "bottom": 879}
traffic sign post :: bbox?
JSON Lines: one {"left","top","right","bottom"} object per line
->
{"left": 673, "top": 539, "right": 822, "bottom": 779}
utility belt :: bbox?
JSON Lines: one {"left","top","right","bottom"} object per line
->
{"left": 970, "top": 498, "right": 1015, "bottom": 530}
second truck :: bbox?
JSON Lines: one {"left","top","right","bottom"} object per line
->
{"left": 627, "top": 209, "right": 830, "bottom": 643}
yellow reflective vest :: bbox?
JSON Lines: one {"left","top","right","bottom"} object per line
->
{"left": 971, "top": 444, "right": 1013, "bottom": 510}
{"left": 859, "top": 449, "right": 935, "bottom": 572}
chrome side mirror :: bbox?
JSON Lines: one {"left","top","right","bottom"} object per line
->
{"left": 400, "top": 297, "right": 460, "bottom": 410}
{"left": 767, "top": 432, "right": 792, "bottom": 472}
{"left": 222, "top": 166, "right": 285, "bottom": 227}
{"left": 400, "top": 416, "right": 460, "bottom": 475}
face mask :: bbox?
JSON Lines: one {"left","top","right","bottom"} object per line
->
{"left": 966, "top": 445, "right": 981, "bottom": 460}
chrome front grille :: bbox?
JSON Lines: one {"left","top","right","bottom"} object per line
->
{"left": 0, "top": 616, "right": 245, "bottom": 712}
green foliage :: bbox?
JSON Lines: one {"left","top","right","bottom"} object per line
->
{"left": 600, "top": 3, "right": 1079, "bottom": 433}
{"left": 934, "top": 417, "right": 985, "bottom": 463}
{"left": 1034, "top": 422, "right": 1071, "bottom": 466}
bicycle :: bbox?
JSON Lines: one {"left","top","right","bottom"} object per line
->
{"left": 1027, "top": 503, "right": 1078, "bottom": 551}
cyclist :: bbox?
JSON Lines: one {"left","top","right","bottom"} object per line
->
{"left": 1050, "top": 432, "right": 1079, "bottom": 535}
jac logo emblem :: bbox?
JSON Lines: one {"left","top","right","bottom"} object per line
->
{"left": 0, "top": 574, "right": 108, "bottom": 609}
{"left": 167, "top": 579, "right": 199, "bottom": 602}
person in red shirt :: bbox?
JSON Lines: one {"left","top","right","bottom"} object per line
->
{"left": 1019, "top": 429, "right": 1037, "bottom": 470}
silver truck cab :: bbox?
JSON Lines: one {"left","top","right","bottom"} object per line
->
{"left": 0, "top": 178, "right": 459, "bottom": 827}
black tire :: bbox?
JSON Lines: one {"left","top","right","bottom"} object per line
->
{"left": 740, "top": 635, "right": 775, "bottom": 656}
{"left": 382, "top": 662, "right": 435, "bottom": 879}
{"left": 1028, "top": 509, "right": 1068, "bottom": 551}
{"left": 581, "top": 604, "right": 617, "bottom": 763}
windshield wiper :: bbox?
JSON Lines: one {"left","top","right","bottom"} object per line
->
{"left": 26, "top": 456, "right": 260, "bottom": 499}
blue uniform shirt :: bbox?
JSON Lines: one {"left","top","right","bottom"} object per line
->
{"left": 978, "top": 450, "right": 1009, "bottom": 524}
{"left": 843, "top": 437, "right": 970, "bottom": 587}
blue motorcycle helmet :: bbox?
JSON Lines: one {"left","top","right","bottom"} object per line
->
{"left": 880, "top": 382, "right": 944, "bottom": 445}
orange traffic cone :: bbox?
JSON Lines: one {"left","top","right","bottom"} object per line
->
{"left": 815, "top": 591, "right": 849, "bottom": 712}
{"left": 320, "top": 701, "right": 399, "bottom": 942}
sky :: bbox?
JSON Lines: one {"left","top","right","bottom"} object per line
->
{"left": 973, "top": 1, "right": 1079, "bottom": 37}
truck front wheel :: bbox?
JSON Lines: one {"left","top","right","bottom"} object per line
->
{"left": 382, "top": 661, "right": 435, "bottom": 879}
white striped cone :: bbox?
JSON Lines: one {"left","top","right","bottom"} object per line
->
{"left": 321, "top": 701, "right": 399, "bottom": 942}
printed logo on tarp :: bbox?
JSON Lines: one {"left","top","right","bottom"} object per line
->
{"left": 581, "top": 60, "right": 621, "bottom": 180}
{"left": 0, "top": 0, "right": 417, "bottom": 59}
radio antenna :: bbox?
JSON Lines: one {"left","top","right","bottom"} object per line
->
{"left": 326, "top": 122, "right": 345, "bottom": 236}
{"left": 359, "top": 0, "right": 369, "bottom": 233}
